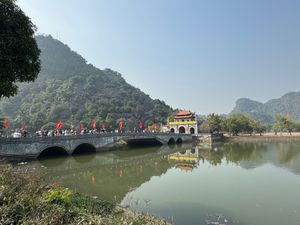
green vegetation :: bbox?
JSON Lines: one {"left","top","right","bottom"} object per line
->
{"left": 231, "top": 92, "right": 300, "bottom": 124}
{"left": 273, "top": 115, "right": 296, "bottom": 135}
{"left": 223, "top": 114, "right": 267, "bottom": 136}
{"left": 0, "top": 0, "right": 41, "bottom": 99}
{"left": 199, "top": 113, "right": 223, "bottom": 134}
{"left": 199, "top": 113, "right": 300, "bottom": 136}
{"left": 0, "top": 35, "right": 173, "bottom": 131}
{"left": 0, "top": 117, "right": 4, "bottom": 129}
{"left": 199, "top": 113, "right": 267, "bottom": 136}
{"left": 0, "top": 165, "right": 170, "bottom": 225}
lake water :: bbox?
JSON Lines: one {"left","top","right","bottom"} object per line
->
{"left": 16, "top": 142, "right": 300, "bottom": 225}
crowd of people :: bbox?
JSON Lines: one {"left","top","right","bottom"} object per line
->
{"left": 0, "top": 128, "right": 106, "bottom": 138}
{"left": 12, "top": 128, "right": 28, "bottom": 138}
{"left": 1, "top": 126, "right": 153, "bottom": 139}
{"left": 35, "top": 128, "right": 102, "bottom": 137}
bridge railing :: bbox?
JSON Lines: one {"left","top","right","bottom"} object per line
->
{"left": 0, "top": 132, "right": 190, "bottom": 143}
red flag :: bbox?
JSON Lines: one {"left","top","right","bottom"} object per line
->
{"left": 4, "top": 118, "right": 8, "bottom": 129}
{"left": 102, "top": 123, "right": 106, "bottom": 130}
{"left": 80, "top": 124, "right": 85, "bottom": 130}
{"left": 119, "top": 119, "right": 123, "bottom": 130}
{"left": 139, "top": 120, "right": 143, "bottom": 129}
{"left": 92, "top": 121, "right": 97, "bottom": 129}
{"left": 56, "top": 121, "right": 62, "bottom": 129}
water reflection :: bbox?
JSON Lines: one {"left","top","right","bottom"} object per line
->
{"left": 39, "top": 156, "right": 67, "bottom": 167}
{"left": 22, "top": 146, "right": 189, "bottom": 202}
{"left": 168, "top": 147, "right": 200, "bottom": 172}
{"left": 16, "top": 142, "right": 300, "bottom": 225}
{"left": 19, "top": 143, "right": 300, "bottom": 200}
{"left": 199, "top": 143, "right": 268, "bottom": 166}
{"left": 73, "top": 153, "right": 96, "bottom": 163}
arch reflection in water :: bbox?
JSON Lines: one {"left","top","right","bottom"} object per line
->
{"left": 73, "top": 154, "right": 96, "bottom": 163}
{"left": 72, "top": 143, "right": 96, "bottom": 155}
{"left": 39, "top": 156, "right": 68, "bottom": 168}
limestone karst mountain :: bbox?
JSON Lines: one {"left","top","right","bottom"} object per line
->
{"left": 0, "top": 35, "right": 173, "bottom": 131}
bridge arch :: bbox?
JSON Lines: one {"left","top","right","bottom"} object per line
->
{"left": 72, "top": 143, "right": 96, "bottom": 155}
{"left": 38, "top": 146, "right": 69, "bottom": 159}
{"left": 126, "top": 138, "right": 163, "bottom": 147}
{"left": 176, "top": 138, "right": 183, "bottom": 145}
{"left": 168, "top": 137, "right": 176, "bottom": 145}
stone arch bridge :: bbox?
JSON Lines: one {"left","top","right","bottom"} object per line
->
{"left": 0, "top": 133, "right": 192, "bottom": 160}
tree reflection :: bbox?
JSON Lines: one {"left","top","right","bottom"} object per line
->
{"left": 199, "top": 143, "right": 268, "bottom": 166}
{"left": 198, "top": 142, "right": 300, "bottom": 175}
{"left": 199, "top": 148, "right": 224, "bottom": 166}
{"left": 274, "top": 143, "right": 300, "bottom": 165}
{"left": 223, "top": 143, "right": 267, "bottom": 164}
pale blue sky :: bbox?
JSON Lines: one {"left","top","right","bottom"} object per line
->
{"left": 17, "top": 0, "right": 300, "bottom": 114}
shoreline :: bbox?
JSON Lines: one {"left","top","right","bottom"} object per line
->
{"left": 0, "top": 164, "right": 171, "bottom": 225}
{"left": 198, "top": 132, "right": 300, "bottom": 144}
{"left": 224, "top": 134, "right": 300, "bottom": 143}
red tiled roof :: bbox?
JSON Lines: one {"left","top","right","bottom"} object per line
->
{"left": 176, "top": 111, "right": 192, "bottom": 116}
{"left": 175, "top": 115, "right": 194, "bottom": 119}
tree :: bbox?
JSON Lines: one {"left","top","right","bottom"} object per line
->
{"left": 0, "top": 117, "right": 4, "bottom": 129}
{"left": 273, "top": 115, "right": 295, "bottom": 135}
{"left": 200, "top": 113, "right": 223, "bottom": 134}
{"left": 223, "top": 114, "right": 256, "bottom": 136}
{"left": 250, "top": 120, "right": 266, "bottom": 136}
{"left": 0, "top": 0, "right": 40, "bottom": 99}
{"left": 0, "top": 117, "right": 5, "bottom": 137}
{"left": 285, "top": 120, "right": 295, "bottom": 135}
{"left": 294, "top": 123, "right": 300, "bottom": 132}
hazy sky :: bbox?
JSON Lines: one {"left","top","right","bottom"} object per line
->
{"left": 17, "top": 0, "right": 300, "bottom": 114}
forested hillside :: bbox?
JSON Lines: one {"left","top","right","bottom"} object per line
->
{"left": 231, "top": 92, "right": 300, "bottom": 124}
{"left": 0, "top": 35, "right": 173, "bottom": 131}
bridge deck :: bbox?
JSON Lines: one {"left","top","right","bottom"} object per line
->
{"left": 0, "top": 133, "right": 193, "bottom": 160}
{"left": 0, "top": 132, "right": 190, "bottom": 143}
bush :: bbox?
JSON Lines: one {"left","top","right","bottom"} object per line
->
{"left": 71, "top": 194, "right": 114, "bottom": 215}
{"left": 43, "top": 187, "right": 73, "bottom": 207}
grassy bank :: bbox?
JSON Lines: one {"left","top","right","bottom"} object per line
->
{"left": 0, "top": 165, "right": 171, "bottom": 225}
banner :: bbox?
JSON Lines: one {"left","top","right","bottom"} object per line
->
{"left": 4, "top": 118, "right": 8, "bottom": 129}
{"left": 56, "top": 121, "right": 62, "bottom": 129}
{"left": 119, "top": 119, "right": 123, "bottom": 130}
{"left": 92, "top": 121, "right": 97, "bottom": 129}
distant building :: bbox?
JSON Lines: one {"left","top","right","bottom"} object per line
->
{"left": 167, "top": 111, "right": 198, "bottom": 135}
